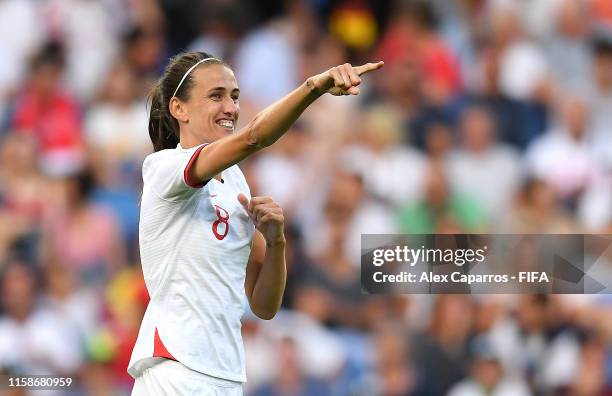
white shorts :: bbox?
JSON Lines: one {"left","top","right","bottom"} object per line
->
{"left": 131, "top": 359, "right": 243, "bottom": 396}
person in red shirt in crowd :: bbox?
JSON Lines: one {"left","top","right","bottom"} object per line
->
{"left": 592, "top": 0, "right": 612, "bottom": 25}
{"left": 10, "top": 42, "right": 84, "bottom": 176}
{"left": 375, "top": 1, "right": 462, "bottom": 105}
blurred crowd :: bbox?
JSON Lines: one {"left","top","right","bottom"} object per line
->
{"left": 0, "top": 0, "right": 611, "bottom": 395}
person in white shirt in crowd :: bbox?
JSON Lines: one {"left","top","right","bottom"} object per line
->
{"left": 447, "top": 103, "right": 522, "bottom": 220}
{"left": 85, "top": 59, "right": 150, "bottom": 161}
{"left": 545, "top": 0, "right": 593, "bottom": 91}
{"left": 0, "top": 259, "right": 83, "bottom": 378}
{"left": 345, "top": 105, "right": 427, "bottom": 208}
{"left": 525, "top": 93, "right": 604, "bottom": 209}
{"left": 587, "top": 36, "right": 612, "bottom": 168}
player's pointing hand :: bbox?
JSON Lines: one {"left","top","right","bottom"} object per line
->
{"left": 306, "top": 61, "right": 384, "bottom": 96}
{"left": 238, "top": 194, "right": 286, "bottom": 246}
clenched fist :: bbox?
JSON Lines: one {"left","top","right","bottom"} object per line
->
{"left": 238, "top": 194, "right": 285, "bottom": 246}
{"left": 306, "top": 61, "right": 384, "bottom": 96}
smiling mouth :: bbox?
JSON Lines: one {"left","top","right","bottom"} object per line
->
{"left": 216, "top": 120, "right": 234, "bottom": 131}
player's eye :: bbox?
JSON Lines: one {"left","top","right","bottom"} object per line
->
{"left": 231, "top": 95, "right": 239, "bottom": 103}
{"left": 210, "top": 93, "right": 222, "bottom": 101}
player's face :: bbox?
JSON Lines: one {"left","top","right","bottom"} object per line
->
{"left": 185, "top": 64, "right": 240, "bottom": 142}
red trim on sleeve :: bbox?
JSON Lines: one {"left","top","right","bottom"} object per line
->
{"left": 153, "top": 327, "right": 177, "bottom": 361}
{"left": 183, "top": 144, "right": 209, "bottom": 188}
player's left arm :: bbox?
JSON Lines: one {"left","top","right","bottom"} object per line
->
{"left": 240, "top": 194, "right": 286, "bottom": 320}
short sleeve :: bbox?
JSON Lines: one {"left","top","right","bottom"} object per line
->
{"left": 143, "top": 144, "right": 209, "bottom": 200}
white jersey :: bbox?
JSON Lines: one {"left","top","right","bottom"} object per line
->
{"left": 128, "top": 143, "right": 254, "bottom": 382}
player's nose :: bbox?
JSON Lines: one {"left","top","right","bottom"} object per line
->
{"left": 221, "top": 98, "right": 239, "bottom": 116}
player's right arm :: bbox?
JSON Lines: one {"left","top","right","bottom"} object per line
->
{"left": 187, "top": 61, "right": 384, "bottom": 184}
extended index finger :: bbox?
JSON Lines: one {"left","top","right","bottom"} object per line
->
{"left": 354, "top": 61, "right": 384, "bottom": 76}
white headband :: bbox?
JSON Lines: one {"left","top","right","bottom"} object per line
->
{"left": 172, "top": 57, "right": 217, "bottom": 98}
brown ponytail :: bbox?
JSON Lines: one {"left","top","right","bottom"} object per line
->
{"left": 147, "top": 52, "right": 225, "bottom": 152}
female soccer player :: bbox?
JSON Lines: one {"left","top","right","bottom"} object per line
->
{"left": 128, "top": 51, "right": 383, "bottom": 395}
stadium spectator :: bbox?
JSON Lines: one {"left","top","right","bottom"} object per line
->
{"left": 366, "top": 324, "right": 416, "bottom": 396}
{"left": 42, "top": 0, "right": 119, "bottom": 101}
{"left": 304, "top": 167, "right": 396, "bottom": 268}
{"left": 588, "top": 35, "right": 612, "bottom": 168}
{"left": 546, "top": 0, "right": 593, "bottom": 91}
{"left": 0, "top": 259, "right": 83, "bottom": 376}
{"left": 501, "top": 178, "right": 577, "bottom": 233}
{"left": 398, "top": 161, "right": 487, "bottom": 233}
{"left": 525, "top": 94, "right": 603, "bottom": 209}
{"left": 251, "top": 337, "right": 332, "bottom": 396}
{"left": 42, "top": 171, "right": 127, "bottom": 285}
{"left": 446, "top": 103, "right": 521, "bottom": 219}
{"left": 10, "top": 42, "right": 84, "bottom": 176}
{"left": 85, "top": 59, "right": 150, "bottom": 161}
{"left": 447, "top": 336, "right": 532, "bottom": 396}
{"left": 348, "top": 105, "right": 427, "bottom": 207}
{"left": 0, "top": 0, "right": 43, "bottom": 102}
{"left": 376, "top": 1, "right": 462, "bottom": 106}
{"left": 412, "top": 295, "right": 473, "bottom": 395}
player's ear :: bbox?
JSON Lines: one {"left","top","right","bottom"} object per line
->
{"left": 169, "top": 96, "right": 189, "bottom": 123}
